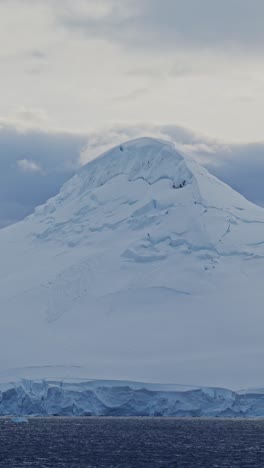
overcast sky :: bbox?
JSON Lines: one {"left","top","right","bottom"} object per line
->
{"left": 1, "top": 0, "right": 264, "bottom": 226}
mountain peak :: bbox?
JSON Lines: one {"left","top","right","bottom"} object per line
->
{"left": 5, "top": 136, "right": 264, "bottom": 264}
{"left": 93, "top": 136, "right": 178, "bottom": 159}
{"left": 30, "top": 136, "right": 264, "bottom": 258}
{"left": 75, "top": 136, "right": 191, "bottom": 193}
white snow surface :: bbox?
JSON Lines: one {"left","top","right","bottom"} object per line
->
{"left": 1, "top": 137, "right": 264, "bottom": 389}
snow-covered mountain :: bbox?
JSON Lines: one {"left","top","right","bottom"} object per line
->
{"left": 1, "top": 137, "right": 264, "bottom": 390}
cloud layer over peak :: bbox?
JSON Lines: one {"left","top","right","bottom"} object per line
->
{"left": 1, "top": 123, "right": 264, "bottom": 229}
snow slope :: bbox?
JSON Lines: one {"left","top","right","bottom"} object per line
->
{"left": 1, "top": 137, "right": 264, "bottom": 390}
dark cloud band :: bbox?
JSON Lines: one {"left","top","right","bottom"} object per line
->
{"left": 58, "top": 0, "right": 264, "bottom": 51}
{"left": 0, "top": 126, "right": 87, "bottom": 227}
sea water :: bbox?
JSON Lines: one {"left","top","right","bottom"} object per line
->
{"left": 1, "top": 417, "right": 264, "bottom": 467}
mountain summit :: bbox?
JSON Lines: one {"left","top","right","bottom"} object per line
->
{"left": 1, "top": 137, "right": 264, "bottom": 388}
{"left": 26, "top": 137, "right": 264, "bottom": 254}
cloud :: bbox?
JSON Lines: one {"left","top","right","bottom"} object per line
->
{"left": 30, "top": 49, "right": 47, "bottom": 60}
{"left": 1, "top": 107, "right": 50, "bottom": 132}
{"left": 17, "top": 158, "right": 43, "bottom": 173}
{"left": 113, "top": 88, "right": 149, "bottom": 102}
{"left": 0, "top": 125, "right": 87, "bottom": 227}
{"left": 126, "top": 67, "right": 163, "bottom": 78}
{"left": 0, "top": 0, "right": 263, "bottom": 143}
{"left": 58, "top": 0, "right": 264, "bottom": 52}
{"left": 205, "top": 143, "right": 264, "bottom": 207}
{"left": 168, "top": 62, "right": 200, "bottom": 78}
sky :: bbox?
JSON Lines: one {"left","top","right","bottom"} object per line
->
{"left": 1, "top": 0, "right": 264, "bottom": 226}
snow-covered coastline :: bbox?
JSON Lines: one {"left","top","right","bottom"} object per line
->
{"left": 1, "top": 370, "right": 264, "bottom": 418}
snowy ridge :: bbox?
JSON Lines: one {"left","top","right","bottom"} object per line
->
{"left": 1, "top": 138, "right": 264, "bottom": 389}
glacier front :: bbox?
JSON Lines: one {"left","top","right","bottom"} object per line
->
{"left": 0, "top": 367, "right": 264, "bottom": 417}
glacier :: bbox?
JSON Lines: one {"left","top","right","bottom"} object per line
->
{"left": 1, "top": 367, "right": 264, "bottom": 417}
{"left": 1, "top": 137, "right": 264, "bottom": 393}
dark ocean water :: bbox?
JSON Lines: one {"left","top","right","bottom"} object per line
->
{"left": 0, "top": 417, "right": 264, "bottom": 467}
